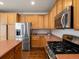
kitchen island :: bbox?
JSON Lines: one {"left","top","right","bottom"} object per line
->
{"left": 0, "top": 40, "right": 22, "bottom": 59}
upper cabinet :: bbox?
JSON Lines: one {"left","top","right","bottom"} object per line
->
{"left": 56, "top": 0, "right": 63, "bottom": 14}
{"left": 63, "top": 0, "right": 72, "bottom": 10}
{"left": 0, "top": 13, "right": 7, "bottom": 25}
{"left": 7, "top": 13, "right": 18, "bottom": 25}
{"left": 38, "top": 15, "right": 44, "bottom": 29}
{"left": 0, "top": 13, "right": 18, "bottom": 25}
{"left": 30, "top": 15, "right": 38, "bottom": 29}
{"left": 18, "top": 15, "right": 25, "bottom": 23}
{"left": 73, "top": 0, "right": 79, "bottom": 29}
{"left": 43, "top": 15, "right": 49, "bottom": 29}
{"left": 19, "top": 15, "right": 45, "bottom": 29}
{"left": 49, "top": 5, "right": 56, "bottom": 29}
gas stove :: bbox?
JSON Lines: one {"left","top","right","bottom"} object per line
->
{"left": 48, "top": 41, "right": 79, "bottom": 54}
{"left": 46, "top": 35, "right": 79, "bottom": 59}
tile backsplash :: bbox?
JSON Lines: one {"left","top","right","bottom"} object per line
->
{"left": 52, "top": 29, "right": 79, "bottom": 38}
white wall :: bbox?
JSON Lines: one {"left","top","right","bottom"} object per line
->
{"left": 52, "top": 29, "right": 79, "bottom": 38}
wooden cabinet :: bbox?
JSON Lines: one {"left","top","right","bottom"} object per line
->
{"left": 63, "top": 0, "right": 72, "bottom": 10}
{"left": 8, "top": 24, "right": 15, "bottom": 40}
{"left": 19, "top": 15, "right": 51, "bottom": 29}
{"left": 1, "top": 42, "right": 22, "bottom": 59}
{"left": 26, "top": 16, "right": 32, "bottom": 23}
{"left": 15, "top": 43, "right": 22, "bottom": 59}
{"left": 49, "top": 5, "right": 56, "bottom": 29}
{"left": 56, "top": 0, "right": 63, "bottom": 14}
{"left": 0, "top": 13, "right": 17, "bottom": 25}
{"left": 31, "top": 15, "right": 38, "bottom": 29}
{"left": 43, "top": 15, "right": 49, "bottom": 29}
{"left": 38, "top": 15, "right": 44, "bottom": 29}
{"left": 0, "top": 13, "right": 17, "bottom": 40}
{"left": 1, "top": 49, "right": 15, "bottom": 59}
{"left": 19, "top": 15, "right": 25, "bottom": 22}
{"left": 32, "top": 36, "right": 40, "bottom": 47}
{"left": 0, "top": 25, "right": 7, "bottom": 40}
{"left": 7, "top": 13, "right": 17, "bottom": 25}
{"left": 73, "top": 0, "right": 79, "bottom": 29}
{"left": 32, "top": 35, "right": 46, "bottom": 48}
{"left": 0, "top": 13, "right": 7, "bottom": 25}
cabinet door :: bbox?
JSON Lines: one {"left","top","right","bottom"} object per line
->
{"left": 32, "top": 36, "right": 42, "bottom": 47}
{"left": 0, "top": 13, "right": 7, "bottom": 25}
{"left": 26, "top": 16, "right": 32, "bottom": 23}
{"left": 8, "top": 25, "right": 15, "bottom": 40}
{"left": 56, "top": 0, "right": 63, "bottom": 14}
{"left": 31, "top": 15, "right": 38, "bottom": 29}
{"left": 0, "top": 25, "right": 7, "bottom": 40}
{"left": 73, "top": 0, "right": 79, "bottom": 29}
{"left": 19, "top": 15, "right": 25, "bottom": 22}
{"left": 38, "top": 16, "right": 44, "bottom": 29}
{"left": 63, "top": 0, "right": 72, "bottom": 9}
{"left": 15, "top": 43, "right": 22, "bottom": 59}
{"left": 43, "top": 15, "right": 49, "bottom": 29}
{"left": 49, "top": 5, "right": 56, "bottom": 29}
{"left": 7, "top": 13, "right": 17, "bottom": 25}
{"left": 1, "top": 49, "right": 14, "bottom": 59}
{"left": 39, "top": 36, "right": 46, "bottom": 47}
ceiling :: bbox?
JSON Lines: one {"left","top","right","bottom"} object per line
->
{"left": 0, "top": 0, "right": 56, "bottom": 13}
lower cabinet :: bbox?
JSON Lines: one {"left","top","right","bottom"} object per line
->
{"left": 32, "top": 35, "right": 46, "bottom": 48}
{"left": 1, "top": 49, "right": 15, "bottom": 59}
{"left": 14, "top": 43, "right": 22, "bottom": 59}
{"left": 1, "top": 43, "right": 22, "bottom": 59}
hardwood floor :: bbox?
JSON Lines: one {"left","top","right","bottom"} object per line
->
{"left": 21, "top": 48, "right": 48, "bottom": 59}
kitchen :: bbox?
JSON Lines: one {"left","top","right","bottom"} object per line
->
{"left": 0, "top": 0, "right": 79, "bottom": 59}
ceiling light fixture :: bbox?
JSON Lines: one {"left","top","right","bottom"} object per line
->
{"left": 31, "top": 1, "right": 35, "bottom": 5}
{"left": 0, "top": 1, "right": 4, "bottom": 5}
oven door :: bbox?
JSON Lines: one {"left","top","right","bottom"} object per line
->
{"left": 45, "top": 45, "right": 56, "bottom": 59}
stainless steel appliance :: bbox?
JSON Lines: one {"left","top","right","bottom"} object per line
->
{"left": 55, "top": 6, "right": 73, "bottom": 29}
{"left": 46, "top": 35, "right": 79, "bottom": 59}
{"left": 15, "top": 23, "right": 31, "bottom": 51}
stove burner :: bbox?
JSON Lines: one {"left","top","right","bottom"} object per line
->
{"left": 48, "top": 41, "right": 79, "bottom": 54}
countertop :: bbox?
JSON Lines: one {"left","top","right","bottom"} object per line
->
{"left": 32, "top": 34, "right": 62, "bottom": 42}
{"left": 0, "top": 40, "right": 22, "bottom": 58}
{"left": 44, "top": 35, "right": 62, "bottom": 42}
{"left": 56, "top": 54, "right": 79, "bottom": 59}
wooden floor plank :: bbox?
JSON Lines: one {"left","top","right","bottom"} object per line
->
{"left": 21, "top": 48, "right": 48, "bottom": 59}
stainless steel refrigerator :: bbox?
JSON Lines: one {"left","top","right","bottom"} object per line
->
{"left": 15, "top": 23, "right": 31, "bottom": 51}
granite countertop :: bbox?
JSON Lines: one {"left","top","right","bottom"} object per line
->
{"left": 0, "top": 40, "right": 22, "bottom": 58}
{"left": 44, "top": 35, "right": 62, "bottom": 42}
{"left": 56, "top": 54, "right": 79, "bottom": 59}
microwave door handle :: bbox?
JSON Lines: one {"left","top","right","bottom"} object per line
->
{"left": 61, "top": 13, "right": 65, "bottom": 28}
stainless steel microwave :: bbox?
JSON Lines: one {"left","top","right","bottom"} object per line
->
{"left": 55, "top": 6, "right": 73, "bottom": 29}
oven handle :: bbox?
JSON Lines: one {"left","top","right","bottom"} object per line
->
{"left": 61, "top": 13, "right": 65, "bottom": 28}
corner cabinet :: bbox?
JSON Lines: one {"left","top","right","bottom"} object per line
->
{"left": 73, "top": 0, "right": 79, "bottom": 29}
